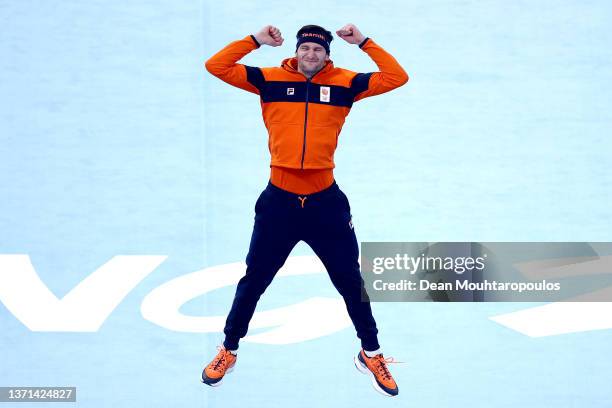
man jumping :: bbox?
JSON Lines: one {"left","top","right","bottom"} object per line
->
{"left": 202, "top": 23, "right": 408, "bottom": 397}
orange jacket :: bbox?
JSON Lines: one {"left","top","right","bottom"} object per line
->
{"left": 205, "top": 35, "right": 408, "bottom": 169}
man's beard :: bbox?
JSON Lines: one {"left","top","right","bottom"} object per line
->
{"left": 299, "top": 60, "right": 325, "bottom": 77}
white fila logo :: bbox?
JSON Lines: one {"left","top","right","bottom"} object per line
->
{"left": 320, "top": 86, "right": 330, "bottom": 102}
{"left": 287, "top": 88, "right": 294, "bottom": 95}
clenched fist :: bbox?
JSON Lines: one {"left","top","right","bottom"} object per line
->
{"left": 336, "top": 23, "right": 366, "bottom": 45}
{"left": 254, "top": 25, "right": 284, "bottom": 47}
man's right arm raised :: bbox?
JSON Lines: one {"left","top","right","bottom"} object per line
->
{"left": 205, "top": 26, "right": 284, "bottom": 95}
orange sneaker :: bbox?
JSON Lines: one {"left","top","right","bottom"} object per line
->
{"left": 354, "top": 349, "right": 399, "bottom": 396}
{"left": 201, "top": 346, "right": 237, "bottom": 387}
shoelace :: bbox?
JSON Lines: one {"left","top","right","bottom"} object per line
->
{"left": 211, "top": 346, "right": 230, "bottom": 372}
{"left": 372, "top": 355, "right": 403, "bottom": 381}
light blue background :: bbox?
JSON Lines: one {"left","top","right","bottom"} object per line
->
{"left": 1, "top": 0, "right": 611, "bottom": 407}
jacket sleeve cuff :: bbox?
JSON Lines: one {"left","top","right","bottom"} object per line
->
{"left": 250, "top": 34, "right": 261, "bottom": 48}
{"left": 358, "top": 37, "right": 370, "bottom": 49}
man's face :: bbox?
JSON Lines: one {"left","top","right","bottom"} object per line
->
{"left": 296, "top": 42, "right": 329, "bottom": 77}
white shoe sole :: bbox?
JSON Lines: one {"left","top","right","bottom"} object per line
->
{"left": 201, "top": 365, "right": 234, "bottom": 387}
{"left": 354, "top": 355, "right": 396, "bottom": 397}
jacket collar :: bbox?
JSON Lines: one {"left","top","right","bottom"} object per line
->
{"left": 281, "top": 57, "right": 334, "bottom": 78}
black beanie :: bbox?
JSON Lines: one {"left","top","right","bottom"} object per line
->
{"left": 295, "top": 25, "right": 333, "bottom": 54}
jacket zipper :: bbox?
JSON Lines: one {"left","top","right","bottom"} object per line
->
{"left": 300, "top": 78, "right": 311, "bottom": 169}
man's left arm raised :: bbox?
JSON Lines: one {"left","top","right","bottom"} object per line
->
{"left": 336, "top": 23, "right": 409, "bottom": 101}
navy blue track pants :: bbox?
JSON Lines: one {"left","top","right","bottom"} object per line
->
{"left": 223, "top": 181, "right": 380, "bottom": 351}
